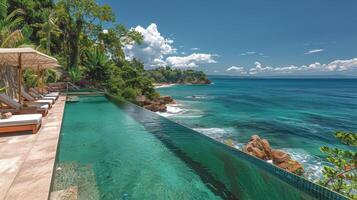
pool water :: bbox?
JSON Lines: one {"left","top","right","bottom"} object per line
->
{"left": 52, "top": 96, "right": 347, "bottom": 200}
{"left": 53, "top": 96, "right": 219, "bottom": 199}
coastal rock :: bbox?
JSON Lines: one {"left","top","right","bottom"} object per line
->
{"left": 243, "top": 135, "right": 304, "bottom": 175}
{"left": 159, "top": 96, "right": 175, "bottom": 104}
{"left": 243, "top": 135, "right": 272, "bottom": 160}
{"left": 272, "top": 150, "right": 291, "bottom": 164}
{"left": 261, "top": 139, "right": 272, "bottom": 158}
{"left": 143, "top": 103, "right": 166, "bottom": 112}
{"left": 276, "top": 160, "right": 304, "bottom": 176}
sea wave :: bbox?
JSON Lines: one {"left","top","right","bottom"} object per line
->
{"left": 154, "top": 84, "right": 176, "bottom": 89}
{"left": 185, "top": 95, "right": 214, "bottom": 100}
{"left": 157, "top": 104, "right": 185, "bottom": 117}
{"left": 282, "top": 148, "right": 328, "bottom": 182}
{"left": 193, "top": 127, "right": 232, "bottom": 140}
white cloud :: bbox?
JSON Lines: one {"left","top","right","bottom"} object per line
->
{"left": 191, "top": 47, "right": 200, "bottom": 51}
{"left": 124, "top": 23, "right": 216, "bottom": 68}
{"left": 166, "top": 53, "right": 217, "bottom": 68}
{"left": 226, "top": 66, "right": 247, "bottom": 74}
{"left": 124, "top": 23, "right": 176, "bottom": 67}
{"left": 305, "top": 49, "right": 324, "bottom": 55}
{"left": 243, "top": 58, "right": 357, "bottom": 75}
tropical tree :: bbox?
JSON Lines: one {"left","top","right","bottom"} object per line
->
{"left": 0, "top": 0, "right": 25, "bottom": 47}
{"left": 99, "top": 24, "right": 143, "bottom": 66}
{"left": 56, "top": 0, "right": 114, "bottom": 68}
{"left": 34, "top": 9, "right": 61, "bottom": 54}
{"left": 7, "top": 0, "right": 54, "bottom": 43}
{"left": 68, "top": 67, "right": 82, "bottom": 84}
{"left": 318, "top": 131, "right": 357, "bottom": 199}
{"left": 82, "top": 47, "right": 113, "bottom": 87}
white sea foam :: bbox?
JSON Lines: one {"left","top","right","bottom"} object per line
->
{"left": 193, "top": 128, "right": 232, "bottom": 140}
{"left": 154, "top": 84, "right": 176, "bottom": 89}
{"left": 282, "top": 148, "right": 327, "bottom": 181}
{"left": 157, "top": 104, "right": 185, "bottom": 117}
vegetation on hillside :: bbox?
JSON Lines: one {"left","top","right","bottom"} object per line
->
{"left": 318, "top": 131, "right": 356, "bottom": 199}
{"left": 1, "top": 0, "right": 209, "bottom": 102}
{"left": 145, "top": 66, "right": 211, "bottom": 84}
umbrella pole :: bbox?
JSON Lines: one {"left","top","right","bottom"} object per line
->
{"left": 18, "top": 53, "right": 22, "bottom": 103}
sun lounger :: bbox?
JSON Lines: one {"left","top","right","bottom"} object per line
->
{"left": 28, "top": 91, "right": 57, "bottom": 102}
{"left": 30, "top": 88, "right": 59, "bottom": 99}
{"left": 0, "top": 114, "right": 42, "bottom": 134}
{"left": 0, "top": 94, "right": 48, "bottom": 116}
{"left": 20, "top": 90, "right": 54, "bottom": 106}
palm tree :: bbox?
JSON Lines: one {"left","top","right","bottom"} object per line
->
{"left": 82, "top": 48, "right": 114, "bottom": 87}
{"left": 34, "top": 9, "right": 61, "bottom": 54}
{"left": 0, "top": 0, "right": 25, "bottom": 47}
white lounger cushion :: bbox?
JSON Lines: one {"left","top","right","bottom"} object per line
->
{"left": 35, "top": 99, "right": 53, "bottom": 104}
{"left": 39, "top": 104, "right": 49, "bottom": 109}
{"left": 0, "top": 114, "right": 42, "bottom": 127}
{"left": 46, "top": 92, "right": 59, "bottom": 97}
{"left": 42, "top": 96, "right": 56, "bottom": 101}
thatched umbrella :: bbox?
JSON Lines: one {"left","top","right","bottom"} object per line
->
{"left": 0, "top": 48, "right": 58, "bottom": 103}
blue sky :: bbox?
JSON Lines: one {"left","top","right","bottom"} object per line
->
{"left": 99, "top": 0, "right": 357, "bottom": 76}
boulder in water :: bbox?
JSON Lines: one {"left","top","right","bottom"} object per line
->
{"left": 243, "top": 135, "right": 304, "bottom": 175}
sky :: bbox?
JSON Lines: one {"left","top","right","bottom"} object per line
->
{"left": 99, "top": 0, "right": 357, "bottom": 76}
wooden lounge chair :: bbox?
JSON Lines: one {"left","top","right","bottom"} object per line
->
{"left": 20, "top": 90, "right": 54, "bottom": 107}
{"left": 30, "top": 88, "right": 59, "bottom": 99}
{"left": 28, "top": 90, "right": 57, "bottom": 102}
{"left": 0, "top": 114, "right": 42, "bottom": 134}
{"left": 0, "top": 94, "right": 48, "bottom": 116}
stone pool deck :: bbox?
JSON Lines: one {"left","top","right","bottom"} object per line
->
{"left": 0, "top": 96, "right": 66, "bottom": 200}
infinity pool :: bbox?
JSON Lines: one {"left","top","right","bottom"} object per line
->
{"left": 51, "top": 96, "right": 346, "bottom": 200}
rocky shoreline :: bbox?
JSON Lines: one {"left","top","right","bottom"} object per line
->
{"left": 242, "top": 135, "right": 304, "bottom": 175}
{"left": 136, "top": 95, "right": 176, "bottom": 112}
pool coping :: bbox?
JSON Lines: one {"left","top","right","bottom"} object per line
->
{"left": 0, "top": 96, "right": 66, "bottom": 200}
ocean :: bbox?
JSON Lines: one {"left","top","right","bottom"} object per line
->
{"left": 157, "top": 76, "right": 357, "bottom": 181}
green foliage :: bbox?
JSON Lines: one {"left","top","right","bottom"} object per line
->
{"left": 68, "top": 67, "right": 82, "bottom": 84}
{"left": 6, "top": 0, "right": 156, "bottom": 102}
{"left": 0, "top": 0, "right": 26, "bottom": 47}
{"left": 121, "top": 87, "right": 138, "bottom": 102}
{"left": 145, "top": 66, "right": 210, "bottom": 84}
{"left": 335, "top": 131, "right": 357, "bottom": 146}
{"left": 33, "top": 9, "right": 61, "bottom": 54}
{"left": 99, "top": 24, "right": 143, "bottom": 66}
{"left": 82, "top": 47, "right": 113, "bottom": 86}
{"left": 55, "top": 0, "right": 114, "bottom": 68}
{"left": 44, "top": 69, "right": 60, "bottom": 83}
{"left": 22, "top": 69, "right": 38, "bottom": 88}
{"left": 0, "top": 87, "right": 5, "bottom": 93}
{"left": 319, "top": 131, "right": 357, "bottom": 199}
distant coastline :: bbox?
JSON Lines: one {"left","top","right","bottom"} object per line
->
{"left": 207, "top": 74, "right": 357, "bottom": 79}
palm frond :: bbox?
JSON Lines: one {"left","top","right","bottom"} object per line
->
{"left": 1, "top": 29, "right": 23, "bottom": 47}
{"left": 5, "top": 8, "right": 25, "bottom": 22}
{"left": 0, "top": 0, "right": 7, "bottom": 19}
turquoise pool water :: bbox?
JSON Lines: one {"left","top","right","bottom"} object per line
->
{"left": 54, "top": 96, "right": 219, "bottom": 199}
{"left": 52, "top": 95, "right": 347, "bottom": 200}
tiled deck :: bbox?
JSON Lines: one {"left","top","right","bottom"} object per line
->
{"left": 0, "top": 96, "right": 66, "bottom": 200}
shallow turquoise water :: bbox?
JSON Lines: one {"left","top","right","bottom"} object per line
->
{"left": 55, "top": 96, "right": 220, "bottom": 199}
{"left": 157, "top": 77, "right": 357, "bottom": 180}
{"left": 52, "top": 95, "right": 348, "bottom": 200}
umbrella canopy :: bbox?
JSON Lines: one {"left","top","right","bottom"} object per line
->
{"left": 0, "top": 48, "right": 59, "bottom": 103}
{"left": 0, "top": 48, "right": 58, "bottom": 69}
